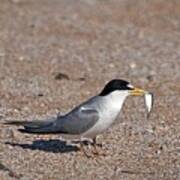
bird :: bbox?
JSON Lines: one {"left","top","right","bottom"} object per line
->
{"left": 4, "top": 79, "right": 147, "bottom": 157}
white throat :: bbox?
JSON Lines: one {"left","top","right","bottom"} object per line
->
{"left": 104, "top": 90, "right": 129, "bottom": 110}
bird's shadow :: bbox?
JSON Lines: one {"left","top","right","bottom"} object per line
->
{"left": 5, "top": 139, "right": 80, "bottom": 154}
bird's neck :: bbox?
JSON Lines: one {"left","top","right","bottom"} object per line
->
{"left": 104, "top": 91, "right": 129, "bottom": 110}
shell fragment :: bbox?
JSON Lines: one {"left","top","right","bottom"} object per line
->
{"left": 144, "top": 92, "right": 153, "bottom": 118}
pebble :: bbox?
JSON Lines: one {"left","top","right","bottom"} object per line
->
{"left": 130, "top": 62, "right": 137, "bottom": 69}
{"left": 0, "top": 128, "right": 14, "bottom": 139}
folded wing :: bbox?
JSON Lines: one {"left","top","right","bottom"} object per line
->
{"left": 4, "top": 107, "right": 99, "bottom": 135}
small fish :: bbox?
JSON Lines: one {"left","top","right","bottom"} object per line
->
{"left": 144, "top": 92, "right": 153, "bottom": 118}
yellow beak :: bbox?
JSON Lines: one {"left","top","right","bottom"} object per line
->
{"left": 130, "top": 88, "right": 146, "bottom": 96}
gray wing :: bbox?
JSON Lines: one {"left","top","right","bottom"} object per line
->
{"left": 13, "top": 97, "right": 100, "bottom": 135}
{"left": 54, "top": 106, "right": 99, "bottom": 134}
{"left": 11, "top": 106, "right": 99, "bottom": 135}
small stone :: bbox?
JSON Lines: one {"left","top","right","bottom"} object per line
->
{"left": 145, "top": 128, "right": 154, "bottom": 134}
{"left": 0, "top": 52, "right": 5, "bottom": 57}
{"left": 78, "top": 77, "right": 86, "bottom": 81}
{"left": 130, "top": 62, "right": 136, "bottom": 69}
{"left": 37, "top": 93, "right": 44, "bottom": 97}
{"left": 109, "top": 63, "right": 115, "bottom": 68}
{"left": 19, "top": 56, "right": 25, "bottom": 61}
{"left": 146, "top": 75, "right": 154, "bottom": 81}
{"left": 54, "top": 73, "right": 70, "bottom": 80}
{"left": 0, "top": 128, "right": 14, "bottom": 139}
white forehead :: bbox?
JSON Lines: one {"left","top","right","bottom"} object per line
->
{"left": 127, "top": 84, "right": 134, "bottom": 89}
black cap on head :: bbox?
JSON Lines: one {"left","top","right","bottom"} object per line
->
{"left": 99, "top": 79, "right": 134, "bottom": 96}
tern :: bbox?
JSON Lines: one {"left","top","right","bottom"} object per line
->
{"left": 5, "top": 79, "right": 147, "bottom": 156}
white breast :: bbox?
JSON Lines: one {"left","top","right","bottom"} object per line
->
{"left": 83, "top": 91, "right": 129, "bottom": 138}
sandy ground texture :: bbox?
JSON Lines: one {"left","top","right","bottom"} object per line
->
{"left": 0, "top": 0, "right": 180, "bottom": 179}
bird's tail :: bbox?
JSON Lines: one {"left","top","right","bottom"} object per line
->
{"left": 4, "top": 119, "right": 57, "bottom": 134}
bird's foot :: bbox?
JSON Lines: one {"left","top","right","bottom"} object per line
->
{"left": 79, "top": 142, "right": 93, "bottom": 158}
{"left": 95, "top": 143, "right": 103, "bottom": 148}
{"left": 91, "top": 145, "right": 107, "bottom": 156}
{"left": 79, "top": 137, "right": 107, "bottom": 158}
{"left": 79, "top": 143, "right": 106, "bottom": 158}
